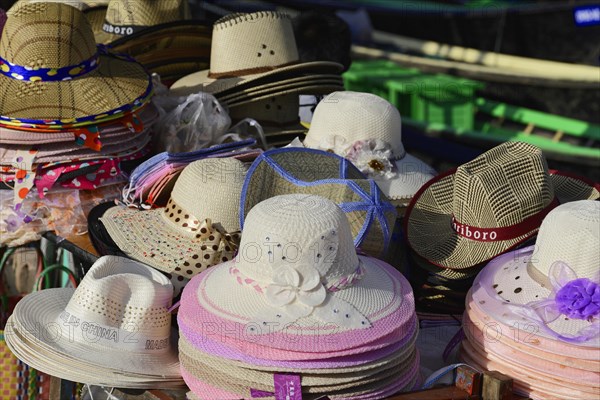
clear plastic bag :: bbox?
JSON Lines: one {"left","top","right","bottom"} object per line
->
{"left": 152, "top": 90, "right": 231, "bottom": 154}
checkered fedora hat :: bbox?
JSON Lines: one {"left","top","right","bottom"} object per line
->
{"left": 404, "top": 141, "right": 599, "bottom": 270}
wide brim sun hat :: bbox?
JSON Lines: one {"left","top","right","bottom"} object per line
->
{"left": 0, "top": 2, "right": 151, "bottom": 128}
{"left": 405, "top": 141, "right": 600, "bottom": 270}
{"left": 170, "top": 11, "right": 343, "bottom": 97}
{"left": 303, "top": 91, "right": 436, "bottom": 205}
{"left": 466, "top": 200, "right": 600, "bottom": 348}
{"left": 179, "top": 194, "right": 414, "bottom": 355}
{"left": 240, "top": 148, "right": 397, "bottom": 256}
{"left": 4, "top": 256, "right": 183, "bottom": 388}
{"left": 100, "top": 158, "right": 246, "bottom": 293}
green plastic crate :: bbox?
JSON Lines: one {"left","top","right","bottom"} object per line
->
{"left": 386, "top": 74, "right": 483, "bottom": 130}
{"left": 343, "top": 60, "right": 421, "bottom": 101}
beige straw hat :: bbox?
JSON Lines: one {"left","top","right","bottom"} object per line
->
{"left": 170, "top": 11, "right": 343, "bottom": 97}
{"left": 95, "top": 0, "right": 190, "bottom": 44}
{"left": 4, "top": 256, "right": 183, "bottom": 388}
{"left": 405, "top": 141, "right": 599, "bottom": 270}
{"left": 0, "top": 2, "right": 151, "bottom": 127}
{"left": 100, "top": 158, "right": 246, "bottom": 294}
{"left": 8, "top": 0, "right": 108, "bottom": 33}
{"left": 302, "top": 91, "right": 436, "bottom": 205}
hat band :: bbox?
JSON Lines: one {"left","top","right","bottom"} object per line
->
{"left": 207, "top": 61, "right": 299, "bottom": 79}
{"left": 0, "top": 48, "right": 103, "bottom": 82}
{"left": 451, "top": 197, "right": 559, "bottom": 242}
{"left": 57, "top": 309, "right": 170, "bottom": 353}
{"left": 103, "top": 21, "right": 143, "bottom": 36}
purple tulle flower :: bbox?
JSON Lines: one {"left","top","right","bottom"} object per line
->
{"left": 555, "top": 278, "right": 600, "bottom": 320}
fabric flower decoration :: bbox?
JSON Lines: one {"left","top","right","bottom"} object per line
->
{"left": 346, "top": 139, "right": 397, "bottom": 180}
{"left": 509, "top": 261, "right": 600, "bottom": 343}
{"left": 266, "top": 264, "right": 326, "bottom": 319}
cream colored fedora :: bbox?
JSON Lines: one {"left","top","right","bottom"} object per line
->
{"left": 170, "top": 11, "right": 343, "bottom": 97}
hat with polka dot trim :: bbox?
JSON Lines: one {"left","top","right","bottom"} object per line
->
{"left": 100, "top": 157, "right": 246, "bottom": 295}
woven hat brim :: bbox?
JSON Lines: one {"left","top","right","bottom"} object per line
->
{"left": 6, "top": 323, "right": 185, "bottom": 389}
{"left": 470, "top": 246, "right": 600, "bottom": 347}
{"left": 222, "top": 81, "right": 345, "bottom": 107}
{"left": 178, "top": 321, "right": 418, "bottom": 375}
{"left": 181, "top": 257, "right": 413, "bottom": 354}
{"left": 99, "top": 206, "right": 235, "bottom": 280}
{"left": 108, "top": 21, "right": 211, "bottom": 50}
{"left": 179, "top": 348, "right": 418, "bottom": 394}
{"left": 408, "top": 248, "right": 484, "bottom": 280}
{"left": 459, "top": 340, "right": 599, "bottom": 399}
{"left": 5, "top": 289, "right": 182, "bottom": 384}
{"left": 405, "top": 169, "right": 600, "bottom": 269}
{"left": 170, "top": 60, "right": 343, "bottom": 97}
{"left": 0, "top": 54, "right": 150, "bottom": 123}
{"left": 218, "top": 75, "right": 343, "bottom": 102}
{"left": 182, "top": 361, "right": 420, "bottom": 400}
{"left": 373, "top": 153, "right": 436, "bottom": 201}
{"left": 464, "top": 303, "right": 600, "bottom": 372}
{"left": 84, "top": 6, "right": 107, "bottom": 35}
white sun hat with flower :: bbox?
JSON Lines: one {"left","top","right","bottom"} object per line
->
{"left": 300, "top": 91, "right": 436, "bottom": 206}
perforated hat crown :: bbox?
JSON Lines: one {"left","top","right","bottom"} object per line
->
{"left": 530, "top": 200, "right": 600, "bottom": 280}
{"left": 237, "top": 194, "right": 359, "bottom": 285}
{"left": 168, "top": 158, "right": 246, "bottom": 232}
{"left": 452, "top": 142, "right": 554, "bottom": 231}
{"left": 208, "top": 12, "right": 299, "bottom": 77}
{"left": 304, "top": 91, "right": 405, "bottom": 158}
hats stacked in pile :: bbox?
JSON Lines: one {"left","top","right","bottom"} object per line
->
{"left": 0, "top": 2, "right": 154, "bottom": 211}
{"left": 96, "top": 0, "right": 211, "bottom": 86}
{"left": 171, "top": 11, "right": 345, "bottom": 146}
{"left": 460, "top": 200, "right": 600, "bottom": 399}
{"left": 4, "top": 256, "right": 184, "bottom": 388}
{"left": 93, "top": 158, "right": 247, "bottom": 296}
{"left": 404, "top": 142, "right": 600, "bottom": 315}
{"left": 0, "top": 8, "right": 6, "bottom": 35}
{"left": 178, "top": 194, "right": 421, "bottom": 399}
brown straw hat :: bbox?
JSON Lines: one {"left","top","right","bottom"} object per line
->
{"left": 170, "top": 11, "right": 344, "bottom": 97}
{"left": 95, "top": 0, "right": 190, "bottom": 44}
{"left": 0, "top": 2, "right": 151, "bottom": 128}
{"left": 404, "top": 141, "right": 600, "bottom": 270}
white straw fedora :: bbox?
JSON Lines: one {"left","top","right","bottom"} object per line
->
{"left": 170, "top": 11, "right": 343, "bottom": 97}
{"left": 302, "top": 91, "right": 436, "bottom": 205}
{"left": 470, "top": 200, "right": 600, "bottom": 346}
{"left": 4, "top": 256, "right": 183, "bottom": 387}
{"left": 100, "top": 158, "right": 246, "bottom": 294}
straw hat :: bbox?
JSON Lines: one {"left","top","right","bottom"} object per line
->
{"left": 4, "top": 256, "right": 183, "bottom": 387}
{"left": 0, "top": 2, "right": 151, "bottom": 128}
{"left": 303, "top": 92, "right": 436, "bottom": 205}
{"left": 469, "top": 200, "right": 600, "bottom": 347}
{"left": 405, "top": 141, "right": 600, "bottom": 270}
{"left": 8, "top": 0, "right": 108, "bottom": 33}
{"left": 180, "top": 194, "right": 414, "bottom": 353}
{"left": 0, "top": 9, "right": 6, "bottom": 36}
{"left": 100, "top": 158, "right": 246, "bottom": 294}
{"left": 170, "top": 11, "right": 344, "bottom": 97}
{"left": 95, "top": 0, "right": 190, "bottom": 44}
{"left": 240, "top": 148, "right": 397, "bottom": 256}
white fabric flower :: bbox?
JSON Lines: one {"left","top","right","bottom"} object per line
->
{"left": 346, "top": 139, "right": 397, "bottom": 180}
{"left": 265, "top": 264, "right": 327, "bottom": 319}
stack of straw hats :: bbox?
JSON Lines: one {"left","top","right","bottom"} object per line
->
{"left": 171, "top": 11, "right": 345, "bottom": 146}
{"left": 178, "top": 194, "right": 421, "bottom": 399}
{"left": 4, "top": 256, "right": 184, "bottom": 388}
{"left": 95, "top": 0, "right": 211, "bottom": 86}
{"left": 403, "top": 142, "right": 600, "bottom": 315}
{"left": 98, "top": 158, "right": 247, "bottom": 296}
{"left": 0, "top": 8, "right": 6, "bottom": 35}
{"left": 460, "top": 200, "right": 600, "bottom": 399}
{"left": 0, "top": 3, "right": 154, "bottom": 210}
